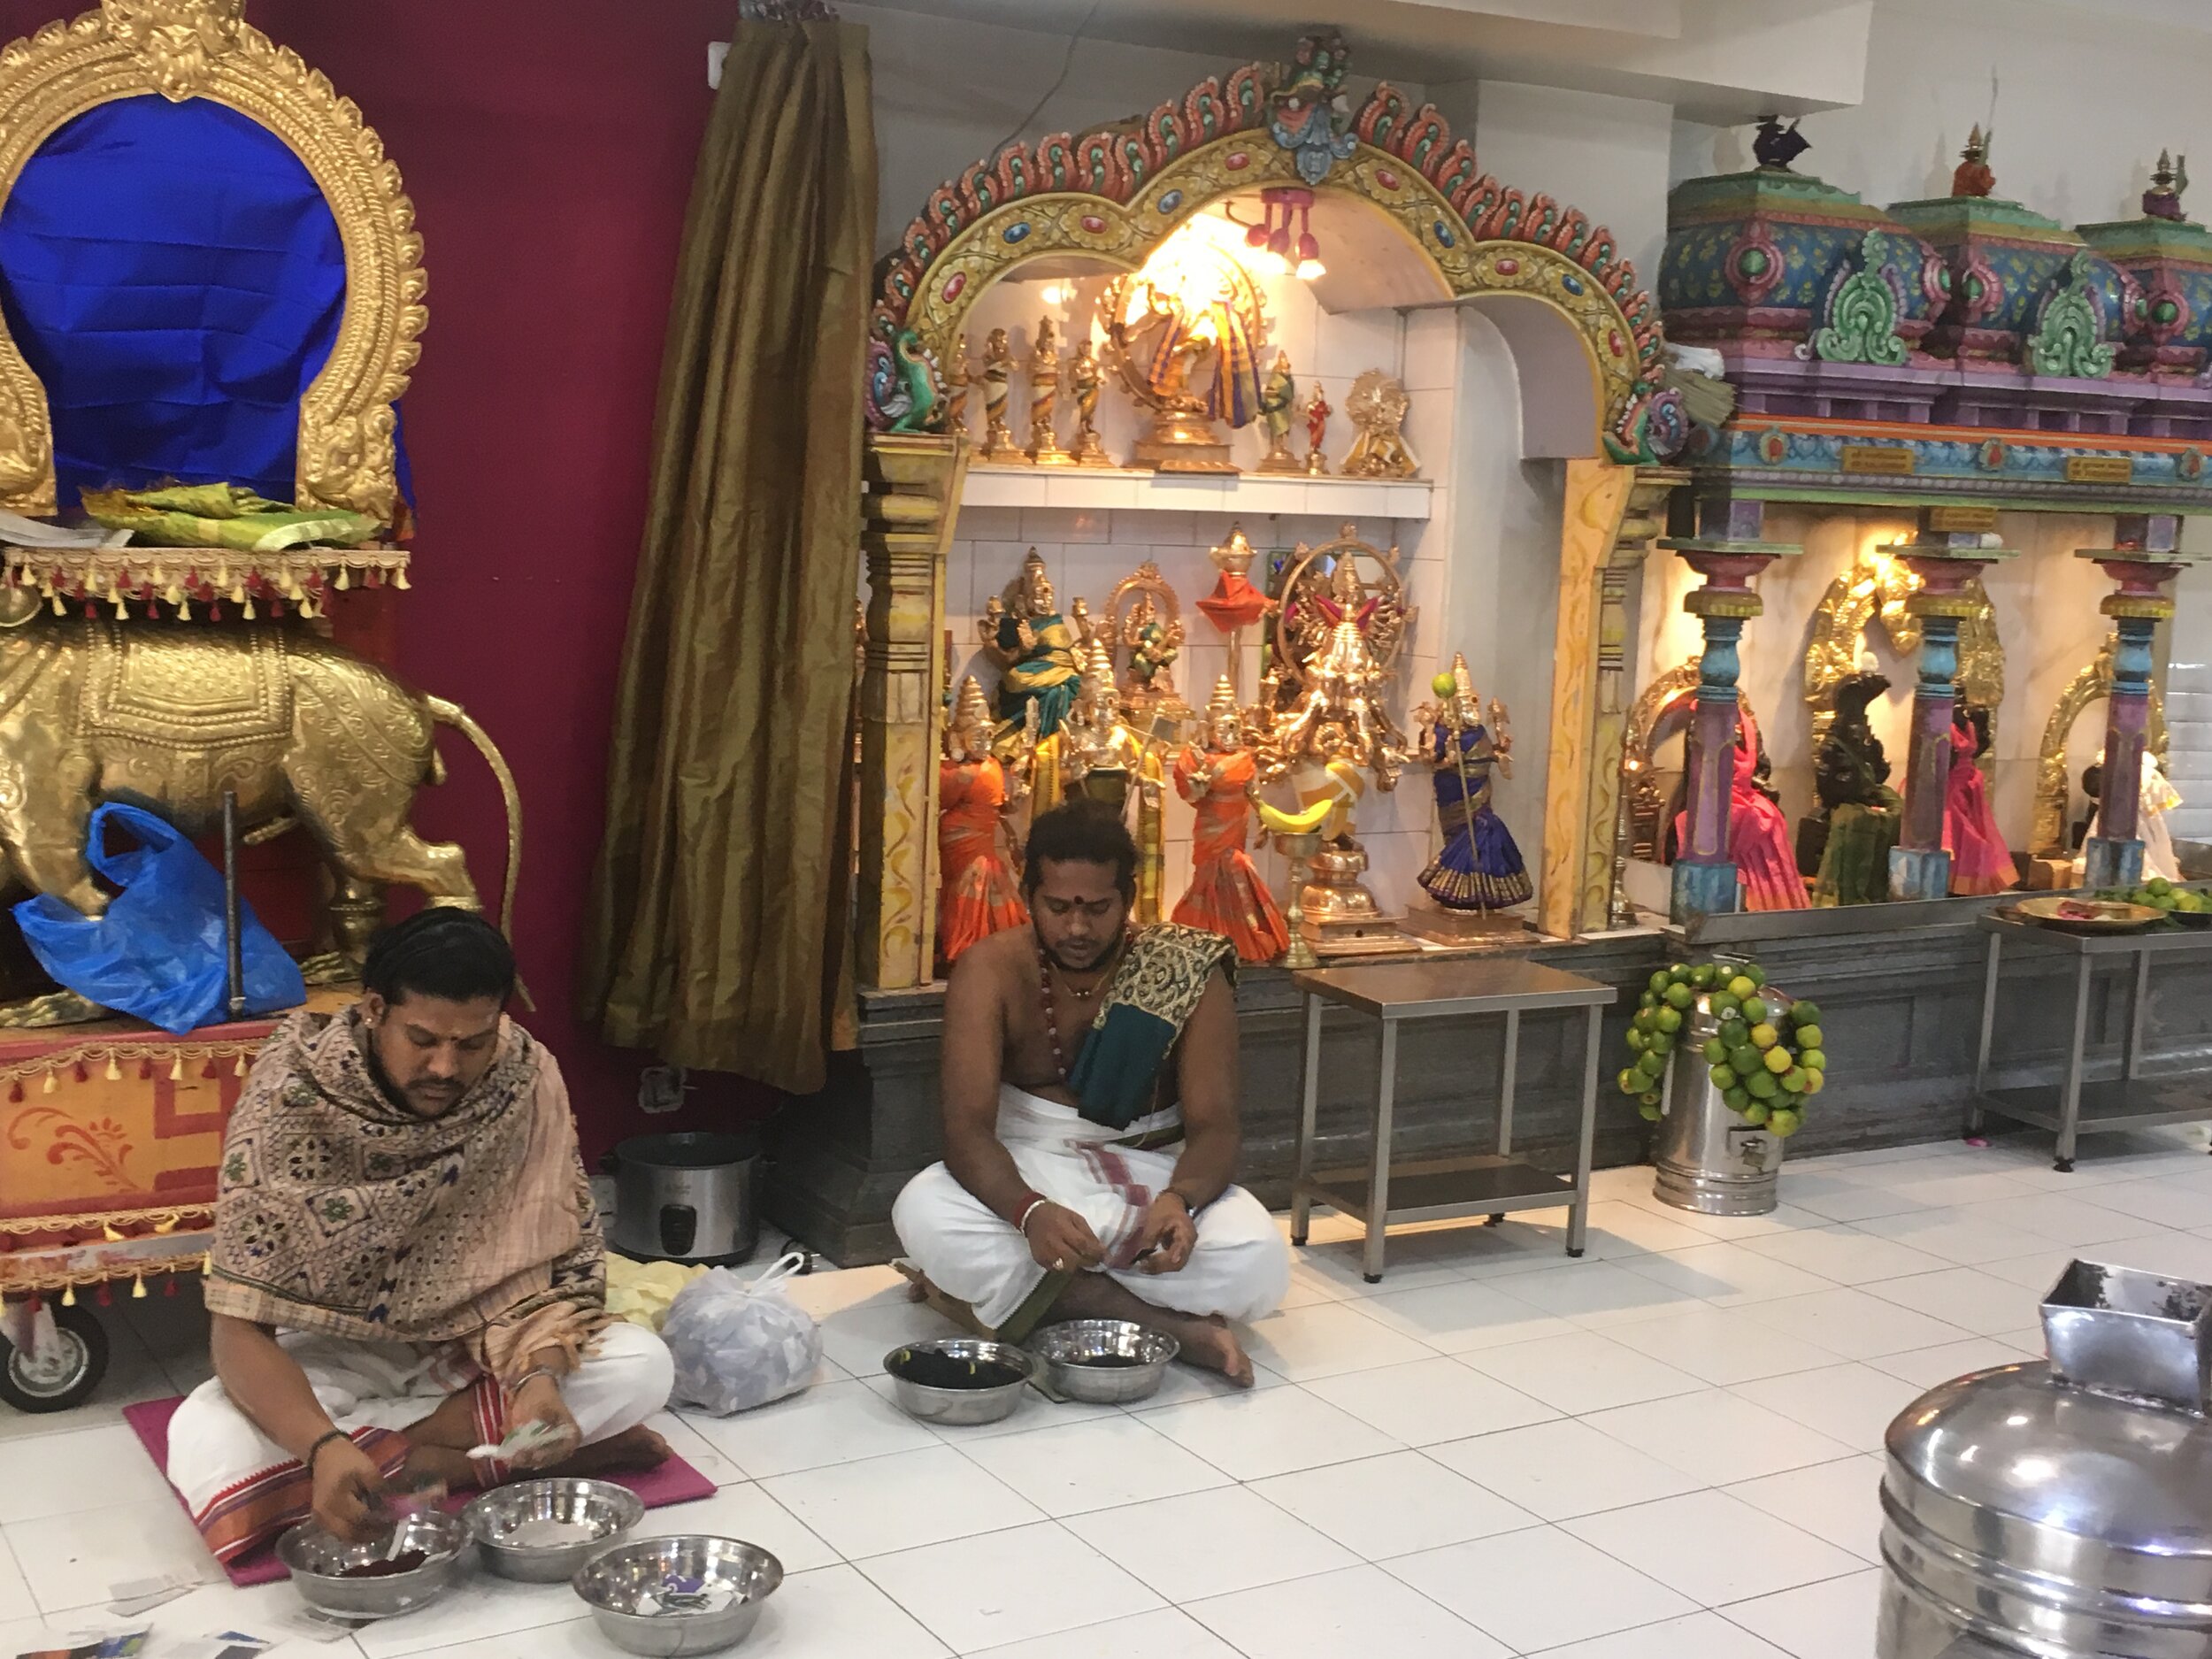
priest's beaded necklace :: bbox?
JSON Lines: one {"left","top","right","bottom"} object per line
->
{"left": 1036, "top": 931, "right": 1127, "bottom": 1082}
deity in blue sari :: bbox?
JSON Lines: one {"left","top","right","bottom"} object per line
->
{"left": 1417, "top": 655, "right": 1532, "bottom": 912}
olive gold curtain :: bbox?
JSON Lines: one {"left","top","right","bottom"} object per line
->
{"left": 581, "top": 12, "right": 873, "bottom": 1094}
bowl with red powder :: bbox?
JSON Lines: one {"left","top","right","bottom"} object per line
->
{"left": 276, "top": 1509, "right": 470, "bottom": 1617}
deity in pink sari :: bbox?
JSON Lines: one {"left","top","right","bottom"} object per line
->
{"left": 1677, "top": 710, "right": 1805, "bottom": 911}
{"left": 1944, "top": 704, "right": 2013, "bottom": 895}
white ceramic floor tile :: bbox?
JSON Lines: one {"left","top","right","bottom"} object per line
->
{"left": 1605, "top": 1304, "right": 1844, "bottom": 1384}
{"left": 1388, "top": 1525, "right": 1697, "bottom": 1652}
{"left": 2083, "top": 1177, "right": 2212, "bottom": 1231}
{"left": 1850, "top": 1208, "right": 2056, "bottom": 1266}
{"left": 1622, "top": 1199, "right": 1836, "bottom": 1243}
{"left": 1586, "top": 1389, "right": 1856, "bottom": 1486}
{"left": 720, "top": 1563, "right": 955, "bottom": 1659}
{"left": 4, "top": 1498, "right": 214, "bottom": 1614}
{"left": 0, "top": 1424, "right": 174, "bottom": 1524}
{"left": 759, "top": 1445, "right": 1042, "bottom": 1560}
{"left": 1250, "top": 1448, "right": 1538, "bottom": 1560}
{"left": 810, "top": 1294, "right": 966, "bottom": 1379}
{"left": 2101, "top": 1230, "right": 2212, "bottom": 1282}
{"left": 1781, "top": 1172, "right": 1934, "bottom": 1224}
{"left": 1565, "top": 1487, "right": 1868, "bottom": 1605}
{"left": 858, "top": 1520, "right": 1160, "bottom": 1652}
{"left": 1957, "top": 1192, "right": 2161, "bottom": 1246}
{"left": 340, "top": 1614, "right": 596, "bottom": 1659}
{"left": 1725, "top": 1455, "right": 1888, "bottom": 1563}
{"left": 1978, "top": 1246, "right": 2099, "bottom": 1292}
{"left": 1883, "top": 1171, "right": 2043, "bottom": 1209}
{"left": 1303, "top": 1356, "right": 1558, "bottom": 1444}
{"left": 1118, "top": 1353, "right": 1294, "bottom": 1409}
{"left": 1734, "top": 1286, "right": 1970, "bottom": 1360}
{"left": 1358, "top": 1278, "right": 1577, "bottom": 1353}
{"left": 1578, "top": 1200, "right": 1723, "bottom": 1256}
{"left": 1190, "top": 1562, "right": 1509, "bottom": 1658}
{"left": 1719, "top": 1567, "right": 1886, "bottom": 1659}
{"left": 0, "top": 1541, "right": 31, "bottom": 1626}
{"left": 1621, "top": 1240, "right": 1836, "bottom": 1307}
{"left": 1425, "top": 1418, "right": 1702, "bottom": 1521}
{"left": 1289, "top": 1236, "right": 1479, "bottom": 1296}
{"left": 1238, "top": 1299, "right": 1437, "bottom": 1381}
{"left": 631, "top": 1480, "right": 839, "bottom": 1572}
{"left": 958, "top": 1414, "right": 1233, "bottom": 1516}
{"left": 1459, "top": 1328, "right": 1707, "bottom": 1415}
{"left": 683, "top": 1377, "right": 944, "bottom": 1479}
{"left": 1135, "top": 1381, "right": 1401, "bottom": 1480}
{"left": 1533, "top": 1609, "right": 1796, "bottom": 1657}
{"left": 1063, "top": 1485, "right": 1356, "bottom": 1602}
{"left": 1863, "top": 1267, "right": 2042, "bottom": 1336}
{"left": 1493, "top": 1260, "right": 1707, "bottom": 1327}
{"left": 639, "top": 1409, "right": 745, "bottom": 1487}
{"left": 966, "top": 1606, "right": 1240, "bottom": 1659}
{"left": 1729, "top": 1363, "right": 1924, "bottom": 1454}
{"left": 1865, "top": 1337, "right": 2039, "bottom": 1390}
{"left": 353, "top": 1574, "right": 585, "bottom": 1656}
{"left": 1746, "top": 1225, "right": 1953, "bottom": 1286}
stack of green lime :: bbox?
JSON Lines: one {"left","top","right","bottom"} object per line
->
{"left": 2093, "top": 876, "right": 2210, "bottom": 915}
{"left": 1620, "top": 958, "right": 1828, "bottom": 1139}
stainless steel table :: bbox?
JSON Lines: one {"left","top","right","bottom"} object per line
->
{"left": 1968, "top": 910, "right": 2212, "bottom": 1171}
{"left": 1289, "top": 958, "right": 1617, "bottom": 1281}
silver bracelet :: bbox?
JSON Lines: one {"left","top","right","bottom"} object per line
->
{"left": 1015, "top": 1195, "right": 1049, "bottom": 1235}
{"left": 507, "top": 1363, "right": 563, "bottom": 1395}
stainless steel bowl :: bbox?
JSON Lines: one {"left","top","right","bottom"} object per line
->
{"left": 465, "top": 1477, "right": 645, "bottom": 1581}
{"left": 571, "top": 1535, "right": 784, "bottom": 1655}
{"left": 882, "top": 1338, "right": 1034, "bottom": 1425}
{"left": 1027, "top": 1318, "right": 1179, "bottom": 1403}
{"left": 277, "top": 1509, "right": 470, "bottom": 1617}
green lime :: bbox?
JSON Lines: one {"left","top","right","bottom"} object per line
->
{"left": 1750, "top": 1023, "right": 1778, "bottom": 1050}
{"left": 1742, "top": 1101, "right": 1770, "bottom": 1125}
{"left": 1780, "top": 1068, "right": 1808, "bottom": 1094}
{"left": 1690, "top": 964, "right": 1717, "bottom": 989}
{"left": 1625, "top": 1028, "right": 1647, "bottom": 1052}
{"left": 1664, "top": 983, "right": 1694, "bottom": 1010}
{"left": 1794, "top": 1024, "right": 1823, "bottom": 1050}
{"left": 1648, "top": 970, "right": 1672, "bottom": 995}
{"left": 1740, "top": 995, "right": 1768, "bottom": 1025}
{"left": 1669, "top": 964, "right": 1694, "bottom": 984}
{"left": 1637, "top": 990, "right": 1657, "bottom": 1010}
{"left": 1637, "top": 1051, "right": 1667, "bottom": 1080}
{"left": 1702, "top": 1037, "right": 1728, "bottom": 1064}
{"left": 1803, "top": 1069, "right": 1825, "bottom": 1094}
{"left": 1634, "top": 1008, "right": 1655, "bottom": 1033}
{"left": 1729, "top": 1045, "right": 1761, "bottom": 1076}
{"left": 1710, "top": 1064, "right": 1739, "bottom": 1090}
{"left": 1769, "top": 1107, "right": 1801, "bottom": 1137}
{"left": 1801, "top": 1048, "right": 1826, "bottom": 1072}
{"left": 1639, "top": 1102, "right": 1663, "bottom": 1121}
{"left": 1655, "top": 1006, "right": 1684, "bottom": 1033}
{"left": 1763, "top": 1045, "right": 1793, "bottom": 1075}
{"left": 1726, "top": 975, "right": 1757, "bottom": 1001}
{"left": 2150, "top": 876, "right": 2173, "bottom": 895}
{"left": 1617, "top": 1067, "right": 1641, "bottom": 1094}
{"left": 1647, "top": 1032, "right": 1674, "bottom": 1056}
{"left": 1747, "top": 1071, "right": 1779, "bottom": 1100}
{"left": 1743, "top": 964, "right": 1767, "bottom": 988}
{"left": 1790, "top": 1000, "right": 1822, "bottom": 1026}
{"left": 1709, "top": 990, "right": 1741, "bottom": 1019}
{"left": 1724, "top": 1087, "right": 1751, "bottom": 1111}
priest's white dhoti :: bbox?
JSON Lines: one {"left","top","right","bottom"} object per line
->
{"left": 893, "top": 1084, "right": 1289, "bottom": 1333}
{"left": 166, "top": 1320, "right": 672, "bottom": 1563}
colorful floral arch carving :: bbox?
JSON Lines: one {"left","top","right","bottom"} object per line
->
{"left": 864, "top": 32, "right": 1674, "bottom": 464}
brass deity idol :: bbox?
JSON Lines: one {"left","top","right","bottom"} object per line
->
{"left": 946, "top": 330, "right": 972, "bottom": 437}
{"left": 1255, "top": 349, "right": 1302, "bottom": 473}
{"left": 1106, "top": 559, "right": 1186, "bottom": 710}
{"left": 977, "top": 326, "right": 1022, "bottom": 461}
{"left": 1102, "top": 245, "right": 1267, "bottom": 473}
{"left": 1067, "top": 338, "right": 1110, "bottom": 465}
{"left": 1304, "top": 384, "right": 1332, "bottom": 474}
{"left": 1025, "top": 315, "right": 1073, "bottom": 466}
{"left": 1032, "top": 641, "right": 1170, "bottom": 922}
{"left": 1340, "top": 369, "right": 1418, "bottom": 479}
{"left": 978, "top": 548, "right": 1083, "bottom": 741}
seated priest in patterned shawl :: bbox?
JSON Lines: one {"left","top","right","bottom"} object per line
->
{"left": 168, "top": 909, "right": 673, "bottom": 1563}
{"left": 895, "top": 799, "right": 1288, "bottom": 1386}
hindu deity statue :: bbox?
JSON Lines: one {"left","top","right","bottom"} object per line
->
{"left": 1412, "top": 654, "right": 1531, "bottom": 916}
{"left": 1118, "top": 588, "right": 1183, "bottom": 705}
{"left": 979, "top": 548, "right": 1082, "bottom": 743}
{"left": 1944, "top": 702, "right": 2013, "bottom": 895}
{"left": 937, "top": 676, "right": 1027, "bottom": 967}
{"left": 1808, "top": 666, "right": 1901, "bottom": 906}
{"left": 1256, "top": 349, "right": 1301, "bottom": 472}
{"left": 2144, "top": 150, "right": 2191, "bottom": 223}
{"left": 1304, "top": 384, "right": 1332, "bottom": 474}
{"left": 1068, "top": 337, "right": 1108, "bottom": 465}
{"left": 978, "top": 326, "right": 1019, "bottom": 460}
{"left": 1033, "top": 641, "right": 1168, "bottom": 922}
{"left": 1269, "top": 557, "right": 1409, "bottom": 792}
{"left": 1171, "top": 676, "right": 1290, "bottom": 963}
{"left": 1676, "top": 708, "right": 1804, "bottom": 913}
{"left": 1950, "top": 126, "right": 1995, "bottom": 198}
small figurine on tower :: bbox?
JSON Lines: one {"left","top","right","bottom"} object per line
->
{"left": 1171, "top": 677, "right": 1290, "bottom": 963}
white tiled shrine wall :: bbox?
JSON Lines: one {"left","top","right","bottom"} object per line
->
{"left": 926, "top": 261, "right": 1572, "bottom": 938}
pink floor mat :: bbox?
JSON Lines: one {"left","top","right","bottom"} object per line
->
{"left": 123, "top": 1395, "right": 718, "bottom": 1587}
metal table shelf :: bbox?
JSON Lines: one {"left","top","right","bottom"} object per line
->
{"left": 1290, "top": 958, "right": 1617, "bottom": 1281}
{"left": 1969, "top": 910, "right": 2212, "bottom": 1170}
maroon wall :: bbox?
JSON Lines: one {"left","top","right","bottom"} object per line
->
{"left": 0, "top": 0, "right": 777, "bottom": 1157}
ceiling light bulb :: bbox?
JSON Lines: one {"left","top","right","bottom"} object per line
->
{"left": 1295, "top": 257, "right": 1325, "bottom": 280}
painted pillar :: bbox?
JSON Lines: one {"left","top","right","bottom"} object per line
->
{"left": 1581, "top": 467, "right": 1686, "bottom": 933}
{"left": 856, "top": 432, "right": 970, "bottom": 989}
{"left": 1882, "top": 511, "right": 2016, "bottom": 902}
{"left": 2075, "top": 516, "right": 2205, "bottom": 890}
{"left": 1655, "top": 497, "right": 1801, "bottom": 923}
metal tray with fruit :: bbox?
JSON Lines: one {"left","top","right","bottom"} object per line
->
{"left": 2091, "top": 879, "right": 2212, "bottom": 927}
{"left": 2013, "top": 895, "right": 2165, "bottom": 934}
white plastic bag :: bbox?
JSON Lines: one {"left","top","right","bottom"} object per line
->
{"left": 661, "top": 1252, "right": 822, "bottom": 1415}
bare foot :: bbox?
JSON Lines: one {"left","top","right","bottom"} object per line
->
{"left": 905, "top": 1273, "right": 933, "bottom": 1303}
{"left": 535, "top": 1424, "right": 672, "bottom": 1479}
{"left": 1175, "top": 1314, "right": 1256, "bottom": 1389}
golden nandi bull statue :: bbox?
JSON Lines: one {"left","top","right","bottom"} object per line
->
{"left": 0, "top": 606, "right": 517, "bottom": 973}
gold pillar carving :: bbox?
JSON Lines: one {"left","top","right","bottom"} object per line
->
{"left": 1578, "top": 467, "right": 1686, "bottom": 933}
{"left": 1537, "top": 457, "right": 1637, "bottom": 941}
{"left": 856, "top": 432, "right": 969, "bottom": 990}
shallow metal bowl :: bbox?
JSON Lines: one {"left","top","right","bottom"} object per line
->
{"left": 882, "top": 1338, "right": 1034, "bottom": 1425}
{"left": 571, "top": 1535, "right": 783, "bottom": 1655}
{"left": 465, "top": 1477, "right": 644, "bottom": 1581}
{"left": 277, "top": 1509, "right": 470, "bottom": 1617}
{"left": 1027, "top": 1318, "right": 1180, "bottom": 1403}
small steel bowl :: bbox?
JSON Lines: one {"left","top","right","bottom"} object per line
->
{"left": 882, "top": 1338, "right": 1034, "bottom": 1425}
{"left": 465, "top": 1477, "right": 645, "bottom": 1581}
{"left": 277, "top": 1509, "right": 470, "bottom": 1618}
{"left": 1027, "top": 1318, "right": 1180, "bottom": 1403}
{"left": 572, "top": 1535, "right": 783, "bottom": 1655}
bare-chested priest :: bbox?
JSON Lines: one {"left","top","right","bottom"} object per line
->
{"left": 895, "top": 798, "right": 1288, "bottom": 1384}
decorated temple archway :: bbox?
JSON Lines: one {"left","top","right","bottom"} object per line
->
{"left": 851, "top": 31, "right": 1676, "bottom": 987}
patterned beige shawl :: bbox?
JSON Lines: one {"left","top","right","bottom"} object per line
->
{"left": 206, "top": 1005, "right": 608, "bottom": 1382}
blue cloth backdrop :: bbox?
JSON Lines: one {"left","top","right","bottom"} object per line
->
{"left": 0, "top": 95, "right": 409, "bottom": 511}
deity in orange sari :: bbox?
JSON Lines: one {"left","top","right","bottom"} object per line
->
{"left": 938, "top": 677, "right": 1027, "bottom": 968}
{"left": 1171, "top": 677, "right": 1290, "bottom": 963}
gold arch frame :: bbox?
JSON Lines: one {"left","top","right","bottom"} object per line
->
{"left": 1803, "top": 551, "right": 2002, "bottom": 747}
{"left": 2029, "top": 634, "right": 2170, "bottom": 858}
{"left": 1622, "top": 657, "right": 1761, "bottom": 861}
{"left": 0, "top": 0, "right": 426, "bottom": 519}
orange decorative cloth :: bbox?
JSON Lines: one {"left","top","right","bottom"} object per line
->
{"left": 938, "top": 756, "right": 1027, "bottom": 965}
{"left": 1170, "top": 748, "right": 1289, "bottom": 964}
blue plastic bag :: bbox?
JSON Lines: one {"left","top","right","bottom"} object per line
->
{"left": 13, "top": 802, "right": 306, "bottom": 1033}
